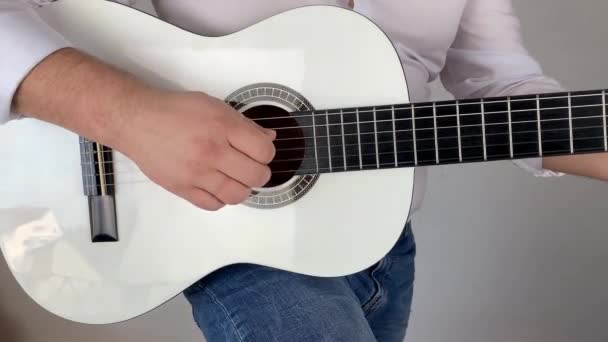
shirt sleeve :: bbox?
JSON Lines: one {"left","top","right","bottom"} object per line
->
{"left": 440, "top": 0, "right": 564, "bottom": 177}
{"left": 0, "top": 0, "right": 72, "bottom": 124}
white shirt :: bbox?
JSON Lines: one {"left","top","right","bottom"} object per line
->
{"left": 0, "top": 0, "right": 563, "bottom": 215}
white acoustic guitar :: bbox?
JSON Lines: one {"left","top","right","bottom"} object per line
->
{"left": 1, "top": 0, "right": 606, "bottom": 324}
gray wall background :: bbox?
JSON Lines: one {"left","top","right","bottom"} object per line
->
{"left": 1, "top": 1, "right": 608, "bottom": 341}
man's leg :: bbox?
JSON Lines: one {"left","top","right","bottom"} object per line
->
{"left": 183, "top": 223, "right": 415, "bottom": 342}
{"left": 346, "top": 223, "right": 416, "bottom": 342}
{"left": 183, "top": 264, "right": 377, "bottom": 342}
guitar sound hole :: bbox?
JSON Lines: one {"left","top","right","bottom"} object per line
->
{"left": 242, "top": 105, "right": 305, "bottom": 188}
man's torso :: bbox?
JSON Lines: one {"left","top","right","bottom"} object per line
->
{"left": 151, "top": 0, "right": 468, "bottom": 102}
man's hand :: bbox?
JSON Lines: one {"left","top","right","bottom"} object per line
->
{"left": 13, "top": 48, "right": 276, "bottom": 211}
{"left": 118, "top": 91, "right": 276, "bottom": 210}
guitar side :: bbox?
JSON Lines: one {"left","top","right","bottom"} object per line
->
{"left": 0, "top": 1, "right": 414, "bottom": 324}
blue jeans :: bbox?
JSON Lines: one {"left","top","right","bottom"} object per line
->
{"left": 183, "top": 223, "right": 416, "bottom": 342}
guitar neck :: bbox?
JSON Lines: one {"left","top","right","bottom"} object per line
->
{"left": 293, "top": 89, "right": 608, "bottom": 174}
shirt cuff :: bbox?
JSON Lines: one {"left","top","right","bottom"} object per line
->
{"left": 512, "top": 158, "right": 564, "bottom": 177}
{"left": 0, "top": 7, "right": 72, "bottom": 124}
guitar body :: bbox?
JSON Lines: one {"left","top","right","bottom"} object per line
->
{"left": 0, "top": 1, "right": 413, "bottom": 324}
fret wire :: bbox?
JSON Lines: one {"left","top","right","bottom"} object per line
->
{"left": 568, "top": 93, "right": 574, "bottom": 154}
{"left": 508, "top": 97, "right": 514, "bottom": 158}
{"left": 456, "top": 100, "right": 462, "bottom": 162}
{"left": 433, "top": 102, "right": 439, "bottom": 164}
{"left": 536, "top": 95, "right": 543, "bottom": 157}
{"left": 481, "top": 98, "right": 487, "bottom": 161}
{"left": 83, "top": 132, "right": 608, "bottom": 179}
{"left": 411, "top": 104, "right": 418, "bottom": 166}
{"left": 373, "top": 107, "right": 380, "bottom": 169}
{"left": 325, "top": 110, "right": 332, "bottom": 172}
{"left": 340, "top": 109, "right": 347, "bottom": 170}
{"left": 391, "top": 105, "right": 398, "bottom": 167}
{"left": 603, "top": 90, "right": 607, "bottom": 151}
{"left": 311, "top": 108, "right": 319, "bottom": 173}
{"left": 356, "top": 108, "right": 363, "bottom": 170}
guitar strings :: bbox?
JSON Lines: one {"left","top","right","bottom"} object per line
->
{"left": 231, "top": 91, "right": 605, "bottom": 123}
{"left": 6, "top": 95, "right": 605, "bottom": 190}
{"left": 76, "top": 129, "right": 608, "bottom": 185}
{"left": 78, "top": 113, "right": 608, "bottom": 162}
{"left": 75, "top": 103, "right": 607, "bottom": 157}
{"left": 83, "top": 123, "right": 607, "bottom": 168}
{"left": 250, "top": 111, "right": 600, "bottom": 142}
{"left": 256, "top": 102, "right": 603, "bottom": 126}
{"left": 75, "top": 101, "right": 608, "bottom": 152}
{"left": 76, "top": 101, "right": 606, "bottom": 160}
{"left": 29, "top": 95, "right": 608, "bottom": 187}
{"left": 260, "top": 105, "right": 601, "bottom": 136}
{"left": 80, "top": 138, "right": 607, "bottom": 185}
{"left": 76, "top": 141, "right": 600, "bottom": 190}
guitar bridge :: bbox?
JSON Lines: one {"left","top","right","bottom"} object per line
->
{"left": 88, "top": 195, "right": 119, "bottom": 243}
{"left": 79, "top": 137, "right": 119, "bottom": 242}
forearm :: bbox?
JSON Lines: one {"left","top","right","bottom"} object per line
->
{"left": 12, "top": 47, "right": 155, "bottom": 148}
{"left": 543, "top": 154, "right": 608, "bottom": 181}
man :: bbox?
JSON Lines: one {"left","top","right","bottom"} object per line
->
{"left": 2, "top": 0, "right": 607, "bottom": 341}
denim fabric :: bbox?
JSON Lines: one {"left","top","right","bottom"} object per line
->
{"left": 183, "top": 223, "right": 416, "bottom": 342}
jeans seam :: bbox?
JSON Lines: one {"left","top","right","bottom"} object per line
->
{"left": 361, "top": 224, "right": 407, "bottom": 315}
{"left": 204, "top": 286, "right": 247, "bottom": 342}
{"left": 361, "top": 259, "right": 386, "bottom": 314}
{"left": 362, "top": 291, "right": 383, "bottom": 315}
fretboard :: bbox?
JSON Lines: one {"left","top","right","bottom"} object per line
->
{"left": 289, "top": 89, "right": 608, "bottom": 175}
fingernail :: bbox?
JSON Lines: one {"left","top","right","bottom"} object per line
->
{"left": 266, "top": 129, "right": 277, "bottom": 140}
